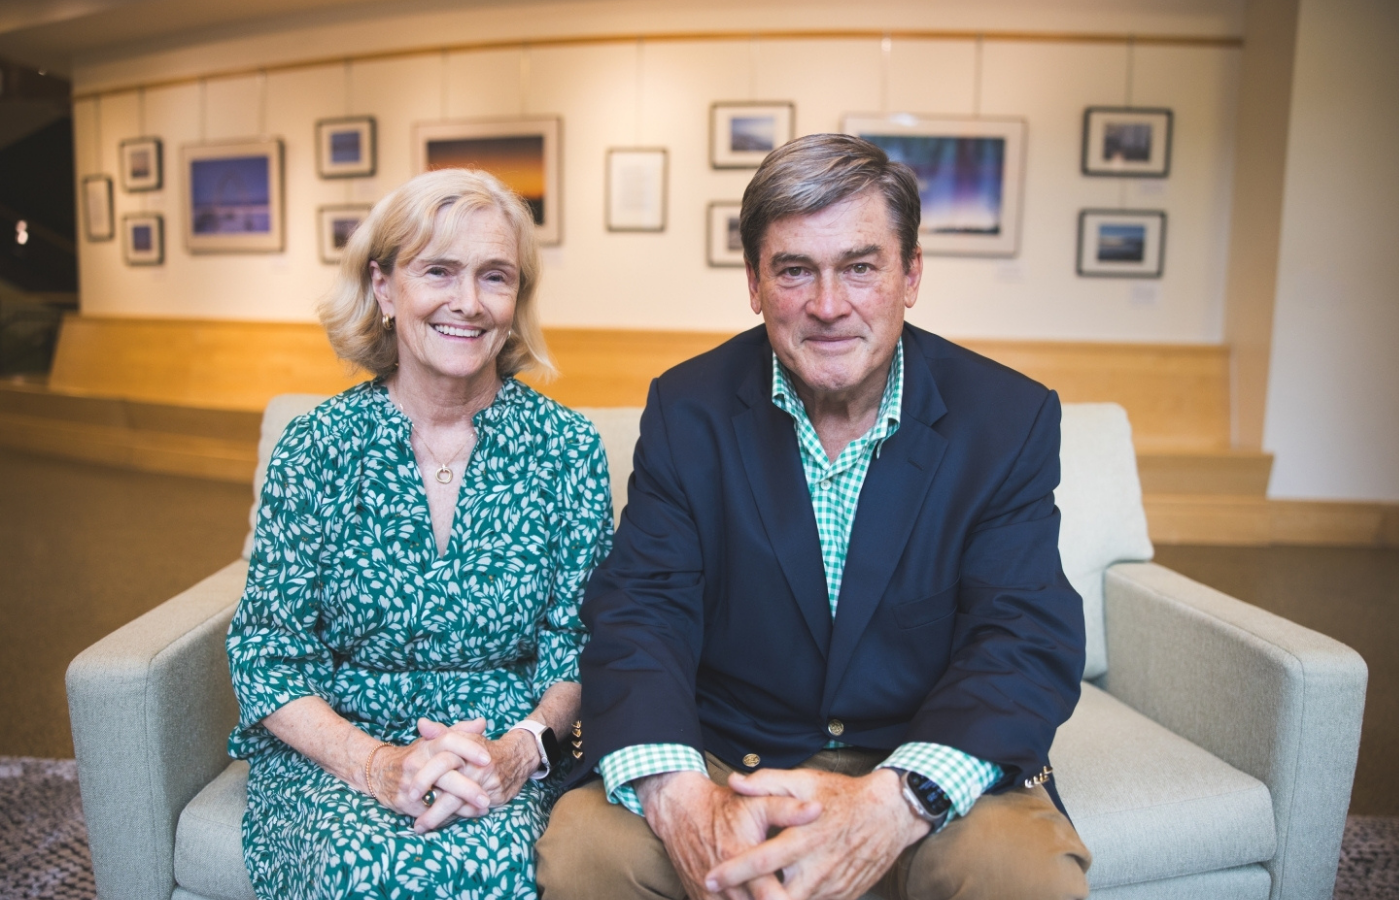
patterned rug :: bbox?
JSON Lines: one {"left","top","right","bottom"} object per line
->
{"left": 0, "top": 755, "right": 1395, "bottom": 899}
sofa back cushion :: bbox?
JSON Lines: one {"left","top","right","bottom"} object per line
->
{"left": 1054, "top": 403, "right": 1154, "bottom": 679}
{"left": 244, "top": 395, "right": 1152, "bottom": 678}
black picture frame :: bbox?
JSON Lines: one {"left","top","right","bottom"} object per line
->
{"left": 1076, "top": 209, "right": 1167, "bottom": 278}
{"left": 119, "top": 137, "right": 163, "bottom": 192}
{"left": 1082, "top": 107, "right": 1173, "bottom": 178}
{"left": 315, "top": 116, "right": 376, "bottom": 179}
{"left": 122, "top": 213, "right": 164, "bottom": 265}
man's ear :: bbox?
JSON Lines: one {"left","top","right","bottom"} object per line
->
{"left": 746, "top": 260, "right": 763, "bottom": 315}
{"left": 903, "top": 248, "right": 923, "bottom": 310}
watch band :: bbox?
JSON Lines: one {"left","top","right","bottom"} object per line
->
{"left": 509, "top": 719, "right": 561, "bottom": 780}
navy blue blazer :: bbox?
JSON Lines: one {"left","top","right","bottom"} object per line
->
{"left": 577, "top": 324, "right": 1085, "bottom": 797}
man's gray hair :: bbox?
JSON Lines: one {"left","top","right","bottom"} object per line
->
{"left": 739, "top": 133, "right": 922, "bottom": 270}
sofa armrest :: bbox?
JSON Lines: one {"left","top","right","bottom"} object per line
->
{"left": 1100, "top": 561, "right": 1367, "bottom": 900}
{"left": 66, "top": 560, "right": 247, "bottom": 900}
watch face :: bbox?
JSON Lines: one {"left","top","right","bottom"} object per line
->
{"left": 539, "top": 727, "right": 563, "bottom": 768}
{"left": 906, "top": 772, "right": 953, "bottom": 817}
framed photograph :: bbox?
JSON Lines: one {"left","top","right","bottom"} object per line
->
{"left": 316, "top": 116, "right": 376, "bottom": 179}
{"left": 1082, "top": 107, "right": 1173, "bottom": 177}
{"left": 318, "top": 204, "right": 373, "bottom": 264}
{"left": 606, "top": 148, "right": 667, "bottom": 232}
{"left": 119, "top": 137, "right": 163, "bottom": 192}
{"left": 82, "top": 175, "right": 114, "bottom": 241}
{"left": 1076, "top": 209, "right": 1166, "bottom": 278}
{"left": 707, "top": 201, "right": 745, "bottom": 267}
{"left": 122, "top": 213, "right": 164, "bottom": 265}
{"left": 183, "top": 140, "right": 285, "bottom": 253}
{"left": 842, "top": 114, "right": 1027, "bottom": 256}
{"left": 711, "top": 102, "right": 794, "bottom": 169}
{"left": 414, "top": 118, "right": 561, "bottom": 244}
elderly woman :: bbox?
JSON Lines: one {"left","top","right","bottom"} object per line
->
{"left": 226, "top": 168, "right": 612, "bottom": 899}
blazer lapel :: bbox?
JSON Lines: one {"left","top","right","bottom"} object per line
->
{"left": 824, "top": 332, "right": 949, "bottom": 704}
{"left": 733, "top": 357, "right": 833, "bottom": 656}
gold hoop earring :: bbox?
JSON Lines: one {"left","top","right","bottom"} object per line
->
{"left": 381, "top": 313, "right": 395, "bottom": 332}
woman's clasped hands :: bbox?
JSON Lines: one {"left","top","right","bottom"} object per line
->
{"left": 366, "top": 717, "right": 540, "bottom": 833}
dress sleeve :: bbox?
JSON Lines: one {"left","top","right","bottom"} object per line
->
{"left": 530, "top": 419, "right": 614, "bottom": 695}
{"left": 226, "top": 414, "right": 338, "bottom": 752}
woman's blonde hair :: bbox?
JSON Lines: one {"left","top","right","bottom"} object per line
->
{"left": 319, "top": 167, "right": 553, "bottom": 379}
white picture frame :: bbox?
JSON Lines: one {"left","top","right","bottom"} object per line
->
{"left": 414, "top": 118, "right": 562, "bottom": 245}
{"left": 606, "top": 148, "right": 667, "bottom": 232}
{"left": 316, "top": 116, "right": 376, "bottom": 179}
{"left": 82, "top": 175, "right": 114, "bottom": 241}
{"left": 707, "top": 201, "right": 745, "bottom": 267}
{"left": 842, "top": 114, "right": 1027, "bottom": 257}
{"left": 1076, "top": 209, "right": 1166, "bottom": 278}
{"left": 183, "top": 139, "right": 285, "bottom": 253}
{"left": 710, "top": 102, "right": 794, "bottom": 169}
{"left": 318, "top": 204, "right": 373, "bottom": 264}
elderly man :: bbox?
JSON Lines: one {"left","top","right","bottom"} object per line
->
{"left": 537, "top": 134, "right": 1092, "bottom": 900}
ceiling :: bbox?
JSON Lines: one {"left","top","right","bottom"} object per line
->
{"left": 0, "top": 0, "right": 514, "bottom": 75}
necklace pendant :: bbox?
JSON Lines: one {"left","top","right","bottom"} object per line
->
{"left": 435, "top": 465, "right": 453, "bottom": 484}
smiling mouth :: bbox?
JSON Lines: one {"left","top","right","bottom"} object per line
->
{"left": 432, "top": 324, "right": 485, "bottom": 338}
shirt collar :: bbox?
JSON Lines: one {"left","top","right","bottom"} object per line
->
{"left": 770, "top": 337, "right": 904, "bottom": 454}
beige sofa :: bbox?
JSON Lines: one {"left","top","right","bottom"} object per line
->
{"left": 67, "top": 396, "right": 1367, "bottom": 900}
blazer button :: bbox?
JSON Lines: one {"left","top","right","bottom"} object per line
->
{"left": 827, "top": 718, "right": 845, "bottom": 737}
{"left": 742, "top": 753, "right": 761, "bottom": 768}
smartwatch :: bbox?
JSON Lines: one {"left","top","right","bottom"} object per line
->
{"left": 896, "top": 769, "right": 953, "bottom": 831}
{"left": 509, "top": 719, "right": 563, "bottom": 780}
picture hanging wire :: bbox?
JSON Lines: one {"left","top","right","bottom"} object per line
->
{"left": 972, "top": 34, "right": 984, "bottom": 117}
{"left": 879, "top": 34, "right": 892, "bottom": 114}
{"left": 137, "top": 87, "right": 147, "bottom": 211}
{"left": 92, "top": 94, "right": 102, "bottom": 173}
{"left": 634, "top": 37, "right": 645, "bottom": 145}
{"left": 257, "top": 70, "right": 268, "bottom": 137}
{"left": 747, "top": 35, "right": 758, "bottom": 101}
{"left": 440, "top": 49, "right": 450, "bottom": 119}
{"left": 1119, "top": 36, "right": 1136, "bottom": 209}
{"left": 343, "top": 59, "right": 354, "bottom": 202}
{"left": 518, "top": 45, "right": 531, "bottom": 116}
{"left": 199, "top": 78, "right": 207, "bottom": 142}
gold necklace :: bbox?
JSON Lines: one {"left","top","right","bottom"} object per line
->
{"left": 388, "top": 388, "right": 475, "bottom": 484}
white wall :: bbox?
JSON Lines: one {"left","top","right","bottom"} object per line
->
{"left": 1260, "top": 0, "right": 1398, "bottom": 501}
{"left": 70, "top": 0, "right": 1241, "bottom": 343}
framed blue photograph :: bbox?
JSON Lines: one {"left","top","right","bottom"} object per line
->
{"left": 842, "top": 114, "right": 1027, "bottom": 257}
{"left": 183, "top": 139, "right": 285, "bottom": 253}
{"left": 122, "top": 212, "right": 164, "bottom": 265}
{"left": 316, "top": 116, "right": 376, "bottom": 179}
{"left": 711, "top": 102, "right": 794, "bottom": 169}
{"left": 1076, "top": 209, "right": 1166, "bottom": 278}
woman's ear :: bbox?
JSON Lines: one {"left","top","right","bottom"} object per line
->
{"left": 370, "top": 260, "right": 394, "bottom": 317}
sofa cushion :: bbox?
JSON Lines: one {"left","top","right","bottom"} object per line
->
{"left": 242, "top": 393, "right": 331, "bottom": 560}
{"left": 575, "top": 406, "right": 643, "bottom": 524}
{"left": 1055, "top": 403, "right": 1155, "bottom": 679}
{"left": 1051, "top": 683, "right": 1276, "bottom": 889}
{"left": 175, "top": 761, "right": 256, "bottom": 900}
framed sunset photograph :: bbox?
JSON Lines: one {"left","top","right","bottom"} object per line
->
{"left": 414, "top": 118, "right": 561, "bottom": 244}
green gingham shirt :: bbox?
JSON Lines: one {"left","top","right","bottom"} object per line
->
{"left": 599, "top": 343, "right": 1002, "bottom": 827}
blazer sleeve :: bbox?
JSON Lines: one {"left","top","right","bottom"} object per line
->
{"left": 904, "top": 391, "right": 1085, "bottom": 790}
{"left": 578, "top": 378, "right": 709, "bottom": 764}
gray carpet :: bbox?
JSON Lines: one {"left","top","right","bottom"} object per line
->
{"left": 0, "top": 756, "right": 1394, "bottom": 899}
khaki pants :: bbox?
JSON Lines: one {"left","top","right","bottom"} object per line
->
{"left": 537, "top": 748, "right": 1092, "bottom": 900}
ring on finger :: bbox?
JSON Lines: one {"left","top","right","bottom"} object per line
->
{"left": 422, "top": 789, "right": 437, "bottom": 808}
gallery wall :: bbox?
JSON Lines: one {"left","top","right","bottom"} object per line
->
{"left": 68, "top": 0, "right": 1243, "bottom": 344}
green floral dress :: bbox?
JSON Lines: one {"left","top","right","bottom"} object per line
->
{"left": 226, "top": 378, "right": 613, "bottom": 900}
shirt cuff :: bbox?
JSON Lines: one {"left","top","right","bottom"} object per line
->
{"left": 597, "top": 744, "right": 707, "bottom": 817}
{"left": 878, "top": 742, "right": 1003, "bottom": 822}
